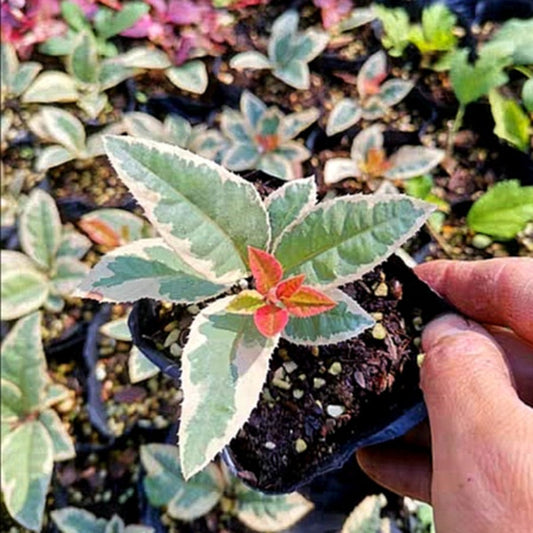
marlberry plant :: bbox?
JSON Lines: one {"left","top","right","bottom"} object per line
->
{"left": 1, "top": 312, "right": 75, "bottom": 531}
{"left": 326, "top": 51, "right": 414, "bottom": 136}
{"left": 220, "top": 90, "right": 319, "bottom": 180}
{"left": 230, "top": 10, "right": 329, "bottom": 90}
{"left": 77, "top": 135, "right": 434, "bottom": 479}
{"left": 324, "top": 124, "right": 444, "bottom": 187}
{"left": 1, "top": 189, "right": 91, "bottom": 320}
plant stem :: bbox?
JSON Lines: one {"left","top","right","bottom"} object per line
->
{"left": 514, "top": 66, "right": 533, "bottom": 79}
{"left": 448, "top": 104, "right": 465, "bottom": 152}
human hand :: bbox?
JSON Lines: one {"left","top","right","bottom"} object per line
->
{"left": 356, "top": 258, "right": 533, "bottom": 533}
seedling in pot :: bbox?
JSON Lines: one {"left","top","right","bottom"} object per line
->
{"left": 77, "top": 135, "right": 434, "bottom": 480}
{"left": 230, "top": 10, "right": 329, "bottom": 90}
{"left": 324, "top": 124, "right": 444, "bottom": 187}
{"left": 1, "top": 312, "right": 75, "bottom": 531}
{"left": 1, "top": 189, "right": 91, "bottom": 320}
{"left": 219, "top": 91, "right": 319, "bottom": 180}
{"left": 326, "top": 51, "right": 414, "bottom": 136}
{"left": 140, "top": 443, "right": 313, "bottom": 531}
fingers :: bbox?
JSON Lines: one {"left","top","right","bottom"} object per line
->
{"left": 356, "top": 443, "right": 432, "bottom": 502}
{"left": 415, "top": 258, "right": 533, "bottom": 345}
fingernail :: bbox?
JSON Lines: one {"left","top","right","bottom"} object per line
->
{"left": 421, "top": 313, "right": 470, "bottom": 351}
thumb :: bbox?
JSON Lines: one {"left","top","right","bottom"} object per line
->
{"left": 421, "top": 313, "right": 521, "bottom": 447}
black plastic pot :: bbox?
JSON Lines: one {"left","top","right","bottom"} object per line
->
{"left": 129, "top": 256, "right": 452, "bottom": 494}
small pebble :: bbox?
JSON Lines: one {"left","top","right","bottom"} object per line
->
{"left": 328, "top": 362, "right": 342, "bottom": 375}
{"left": 371, "top": 312, "right": 383, "bottom": 321}
{"left": 164, "top": 320, "right": 179, "bottom": 332}
{"left": 326, "top": 405, "right": 345, "bottom": 418}
{"left": 283, "top": 361, "right": 298, "bottom": 374}
{"left": 311, "top": 346, "right": 319, "bottom": 357}
{"left": 95, "top": 363, "right": 106, "bottom": 381}
{"left": 264, "top": 441, "right": 276, "bottom": 450}
{"left": 293, "top": 389, "right": 304, "bottom": 399}
{"left": 372, "top": 323, "right": 387, "bottom": 340}
{"left": 164, "top": 329, "right": 180, "bottom": 347}
{"left": 295, "top": 438, "right": 308, "bottom": 453}
{"left": 374, "top": 282, "right": 389, "bottom": 297}
{"left": 313, "top": 378, "right": 326, "bottom": 389}
{"left": 187, "top": 304, "right": 200, "bottom": 315}
{"left": 272, "top": 378, "right": 291, "bottom": 390}
{"left": 472, "top": 234, "right": 493, "bottom": 249}
{"left": 238, "top": 278, "right": 249, "bottom": 290}
{"left": 170, "top": 343, "right": 182, "bottom": 357}
{"left": 417, "top": 353, "right": 426, "bottom": 367}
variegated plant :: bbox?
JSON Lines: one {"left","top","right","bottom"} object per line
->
{"left": 52, "top": 507, "right": 153, "bottom": 533}
{"left": 141, "top": 444, "right": 313, "bottom": 531}
{"left": 230, "top": 10, "right": 329, "bottom": 90}
{"left": 1, "top": 312, "right": 75, "bottom": 531}
{"left": 122, "top": 112, "right": 228, "bottom": 162}
{"left": 220, "top": 91, "right": 318, "bottom": 180}
{"left": 28, "top": 106, "right": 122, "bottom": 171}
{"left": 1, "top": 189, "right": 91, "bottom": 320}
{"left": 341, "top": 494, "right": 390, "bottom": 533}
{"left": 324, "top": 124, "right": 445, "bottom": 186}
{"left": 326, "top": 51, "right": 414, "bottom": 136}
{"left": 77, "top": 135, "right": 434, "bottom": 479}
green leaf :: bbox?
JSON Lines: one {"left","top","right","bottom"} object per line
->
{"left": 523, "top": 78, "right": 533, "bottom": 113}
{"left": 179, "top": 297, "right": 279, "bottom": 479}
{"left": 273, "top": 60, "right": 310, "bottom": 90}
{"left": 78, "top": 91, "right": 108, "bottom": 119}
{"left": 226, "top": 290, "right": 265, "bottom": 314}
{"left": 1, "top": 42, "right": 18, "bottom": 93}
{"left": 467, "top": 180, "right": 533, "bottom": 239}
{"left": 339, "top": 7, "right": 376, "bottom": 32}
{"left": 274, "top": 195, "right": 434, "bottom": 288}
{"left": 357, "top": 50, "right": 387, "bottom": 98}
{"left": 11, "top": 62, "right": 42, "bottom": 97}
{"left": 22, "top": 71, "right": 79, "bottom": 103}
{"left": 164, "top": 115, "right": 192, "bottom": 147}
{"left": 35, "top": 146, "right": 75, "bottom": 171}
{"left": 292, "top": 29, "right": 329, "bottom": 63}
{"left": 77, "top": 238, "right": 229, "bottom": 303}
{"left": 39, "top": 34, "right": 76, "bottom": 56}
{"left": 280, "top": 108, "right": 319, "bottom": 141}
{"left": 99, "top": 317, "right": 132, "bottom": 341}
{"left": 488, "top": 89, "right": 530, "bottom": 152}
{"left": 61, "top": 1, "right": 90, "bottom": 31}
{"left": 257, "top": 152, "right": 295, "bottom": 180}
{"left": 113, "top": 47, "right": 171, "bottom": 69}
{"left": 141, "top": 444, "right": 224, "bottom": 521}
{"left": 240, "top": 91, "right": 267, "bottom": 130}
{"left": 123, "top": 112, "right": 165, "bottom": 141}
{"left": 57, "top": 228, "right": 92, "bottom": 259}
{"left": 268, "top": 11, "right": 299, "bottom": 66}
{"left": 385, "top": 146, "right": 444, "bottom": 181}
{"left": 222, "top": 143, "right": 260, "bottom": 171}
{"left": 274, "top": 141, "right": 310, "bottom": 163}
{"left": 0, "top": 268, "right": 49, "bottom": 320}
{"left": 39, "top": 409, "right": 75, "bottom": 461}
{"left": 323, "top": 157, "right": 361, "bottom": 185}
{"left": 95, "top": 2, "right": 149, "bottom": 39}
{"left": 230, "top": 52, "right": 272, "bottom": 70}
{"left": 374, "top": 6, "right": 411, "bottom": 57}
{"left": 44, "top": 293, "right": 65, "bottom": 313}
{"left": 490, "top": 18, "right": 533, "bottom": 65}
{"left": 103, "top": 136, "right": 270, "bottom": 284}
{"left": 39, "top": 107, "right": 86, "bottom": 154}
{"left": 128, "top": 346, "right": 159, "bottom": 383}
{"left": 282, "top": 289, "right": 374, "bottom": 345}
{"left": 19, "top": 189, "right": 62, "bottom": 270}
{"left": 265, "top": 177, "right": 317, "bottom": 246}
{"left": 378, "top": 79, "right": 413, "bottom": 108}
{"left": 326, "top": 99, "right": 362, "bottom": 136}
{"left": 221, "top": 108, "right": 253, "bottom": 143}
{"left": 411, "top": 3, "right": 457, "bottom": 53}
{"left": 342, "top": 494, "right": 387, "bottom": 533}
{"left": 1, "top": 379, "right": 23, "bottom": 421}
{"left": 99, "top": 59, "right": 136, "bottom": 90}
{"left": 1, "top": 421, "right": 54, "bottom": 531}
{"left": 52, "top": 256, "right": 90, "bottom": 295}
{"left": 52, "top": 507, "right": 107, "bottom": 533}
{"left": 0, "top": 313, "right": 47, "bottom": 413}
{"left": 450, "top": 46, "right": 512, "bottom": 106}
{"left": 44, "top": 383, "right": 71, "bottom": 408}
{"left": 235, "top": 482, "right": 313, "bottom": 532}
{"left": 80, "top": 208, "right": 146, "bottom": 245}
{"left": 166, "top": 61, "right": 208, "bottom": 94}
{"left": 404, "top": 175, "right": 434, "bottom": 199}
{"left": 68, "top": 32, "right": 100, "bottom": 84}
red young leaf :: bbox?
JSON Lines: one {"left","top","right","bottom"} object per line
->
{"left": 254, "top": 304, "right": 289, "bottom": 337}
{"left": 281, "top": 286, "right": 336, "bottom": 318}
{"left": 361, "top": 74, "right": 387, "bottom": 96}
{"left": 248, "top": 246, "right": 283, "bottom": 295}
{"left": 79, "top": 218, "right": 121, "bottom": 247}
{"left": 275, "top": 274, "right": 306, "bottom": 300}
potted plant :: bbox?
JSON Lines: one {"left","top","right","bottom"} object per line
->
{"left": 77, "top": 135, "right": 450, "bottom": 493}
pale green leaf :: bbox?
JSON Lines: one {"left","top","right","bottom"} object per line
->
{"left": 1, "top": 379, "right": 23, "bottom": 421}
{"left": 357, "top": 51, "right": 387, "bottom": 98}
{"left": 188, "top": 128, "right": 229, "bottom": 161}
{"left": 100, "top": 317, "right": 132, "bottom": 341}
{"left": 488, "top": 89, "right": 530, "bottom": 152}
{"left": 96, "top": 2, "right": 149, "bottom": 39}
{"left": 51, "top": 507, "right": 107, "bottom": 533}
{"left": 273, "top": 60, "right": 310, "bottom": 90}
{"left": 490, "top": 18, "right": 533, "bottom": 65}
{"left": 292, "top": 29, "right": 329, "bottom": 63}
{"left": 113, "top": 46, "right": 170, "bottom": 69}
{"left": 280, "top": 108, "right": 319, "bottom": 141}
{"left": 220, "top": 108, "right": 253, "bottom": 143}
{"left": 258, "top": 152, "right": 295, "bottom": 180}
{"left": 374, "top": 6, "right": 411, "bottom": 57}
{"left": 52, "top": 257, "right": 90, "bottom": 295}
{"left": 265, "top": 177, "right": 317, "bottom": 246}
{"left": 274, "top": 141, "right": 310, "bottom": 163}
{"left": 326, "top": 99, "right": 362, "bottom": 136}
{"left": 1, "top": 109, "right": 14, "bottom": 142}
{"left": 11, "top": 62, "right": 42, "bottom": 97}
{"left": 128, "top": 346, "right": 159, "bottom": 383}
{"left": 0, "top": 313, "right": 47, "bottom": 413}
{"left": 240, "top": 91, "right": 267, "bottom": 130}
{"left": 68, "top": 32, "right": 100, "bottom": 84}
{"left": 105, "top": 515, "right": 125, "bottom": 533}
{"left": 360, "top": 96, "right": 387, "bottom": 120}
{"left": 342, "top": 494, "right": 387, "bottom": 533}
{"left": 39, "top": 34, "right": 76, "bottom": 56}
{"left": 39, "top": 409, "right": 75, "bottom": 461}
{"left": 22, "top": 71, "right": 79, "bottom": 103}
{"left": 256, "top": 106, "right": 283, "bottom": 137}
{"left": 103, "top": 135, "right": 270, "bottom": 284}
{"left": 467, "top": 180, "right": 533, "bottom": 239}
{"left": 0, "top": 268, "right": 49, "bottom": 320}
{"left": 166, "top": 61, "right": 208, "bottom": 94}
{"left": 378, "top": 79, "right": 413, "bottom": 108}
{"left": 1, "top": 421, "right": 53, "bottom": 531}
{"left": 38, "top": 107, "right": 86, "bottom": 154}
{"left": 523, "top": 78, "right": 533, "bottom": 113}
{"left": 230, "top": 52, "right": 272, "bottom": 70}
{"left": 78, "top": 91, "right": 108, "bottom": 120}
{"left": 282, "top": 289, "right": 374, "bottom": 345}
{"left": 385, "top": 146, "right": 444, "bottom": 181}
{"left": 274, "top": 195, "right": 434, "bottom": 288}
{"left": 339, "top": 7, "right": 376, "bottom": 32}
{"left": 77, "top": 238, "right": 229, "bottom": 303}
{"left": 1, "top": 42, "right": 18, "bottom": 93}
{"left": 235, "top": 483, "right": 314, "bottom": 532}
{"left": 19, "top": 189, "right": 62, "bottom": 270}
{"left": 61, "top": 1, "right": 89, "bottom": 31}
{"left": 323, "top": 157, "right": 361, "bottom": 185}
{"left": 226, "top": 290, "right": 265, "bottom": 314}
{"left": 123, "top": 112, "right": 165, "bottom": 140}
{"left": 164, "top": 115, "right": 192, "bottom": 147}
{"left": 80, "top": 208, "right": 146, "bottom": 245}
{"left": 351, "top": 124, "right": 384, "bottom": 164}
{"left": 35, "top": 145, "right": 75, "bottom": 171}
{"left": 179, "top": 297, "right": 279, "bottom": 479}
{"left": 99, "top": 60, "right": 136, "bottom": 91}
{"left": 123, "top": 525, "right": 153, "bottom": 533}
{"left": 57, "top": 228, "right": 92, "bottom": 259}
{"left": 44, "top": 293, "right": 65, "bottom": 313}
{"left": 44, "top": 383, "right": 71, "bottom": 408}
{"left": 268, "top": 11, "right": 299, "bottom": 66}
{"left": 141, "top": 444, "right": 224, "bottom": 521}
{"left": 223, "top": 143, "right": 260, "bottom": 171}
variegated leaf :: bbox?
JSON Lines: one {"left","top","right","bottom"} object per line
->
{"left": 323, "top": 157, "right": 361, "bottom": 185}
{"left": 44, "top": 383, "right": 71, "bottom": 408}
{"left": 274, "top": 141, "right": 310, "bottom": 163}
{"left": 100, "top": 317, "right": 132, "bottom": 341}
{"left": 22, "top": 71, "right": 79, "bottom": 103}
{"left": 35, "top": 146, "right": 74, "bottom": 171}
{"left": 274, "top": 195, "right": 434, "bottom": 289}
{"left": 342, "top": 494, "right": 387, "bottom": 533}
{"left": 280, "top": 108, "right": 319, "bottom": 141}
{"left": 378, "top": 79, "right": 414, "bottom": 107}
{"left": 128, "top": 346, "right": 159, "bottom": 383}
{"left": 385, "top": 146, "right": 444, "bottom": 181}
{"left": 164, "top": 115, "right": 192, "bottom": 147}
{"left": 51, "top": 507, "right": 107, "bottom": 533}
{"left": 1, "top": 379, "right": 23, "bottom": 421}
{"left": 11, "top": 62, "right": 42, "bottom": 97}
{"left": 221, "top": 108, "right": 252, "bottom": 143}
{"left": 265, "top": 177, "right": 317, "bottom": 246}
{"left": 19, "top": 189, "right": 62, "bottom": 270}
{"left": 122, "top": 112, "right": 166, "bottom": 142}
{"left": 103, "top": 136, "right": 270, "bottom": 283}
{"left": 256, "top": 106, "right": 283, "bottom": 138}
{"left": 357, "top": 51, "right": 387, "bottom": 98}
{"left": 39, "top": 409, "right": 75, "bottom": 461}
{"left": 57, "top": 228, "right": 92, "bottom": 260}
{"left": 326, "top": 99, "right": 362, "bottom": 136}
{"left": 360, "top": 96, "right": 388, "bottom": 120}
{"left": 141, "top": 444, "right": 224, "bottom": 521}
{"left": 268, "top": 11, "right": 299, "bottom": 66}
{"left": 180, "top": 297, "right": 279, "bottom": 479}
{"left": 77, "top": 238, "right": 229, "bottom": 303}
{"left": 99, "top": 60, "right": 136, "bottom": 91}
{"left": 68, "top": 32, "right": 99, "bottom": 84}
{"left": 1, "top": 420, "right": 54, "bottom": 531}
{"left": 78, "top": 91, "right": 108, "bottom": 120}
{"left": 258, "top": 152, "right": 295, "bottom": 181}
{"left": 240, "top": 91, "right": 267, "bottom": 129}
{"left": 0, "top": 313, "right": 47, "bottom": 413}
{"left": 339, "top": 7, "right": 376, "bottom": 32}
{"left": 351, "top": 124, "right": 384, "bottom": 165}
{"left": 235, "top": 483, "right": 314, "bottom": 532}
{"left": 79, "top": 208, "right": 145, "bottom": 246}
{"left": 1, "top": 267, "right": 49, "bottom": 320}
{"left": 292, "top": 29, "right": 329, "bottom": 63}
{"left": 188, "top": 128, "right": 229, "bottom": 161}
{"left": 105, "top": 515, "right": 125, "bottom": 533}
{"left": 52, "top": 257, "right": 90, "bottom": 295}
{"left": 44, "top": 293, "right": 65, "bottom": 313}
{"left": 166, "top": 60, "right": 208, "bottom": 94}
{"left": 230, "top": 52, "right": 272, "bottom": 70}
{"left": 273, "top": 60, "right": 310, "bottom": 90}
{"left": 282, "top": 289, "right": 374, "bottom": 345}
{"left": 1, "top": 42, "right": 18, "bottom": 93}
{"left": 38, "top": 107, "right": 86, "bottom": 155}
{"left": 115, "top": 46, "right": 171, "bottom": 69}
